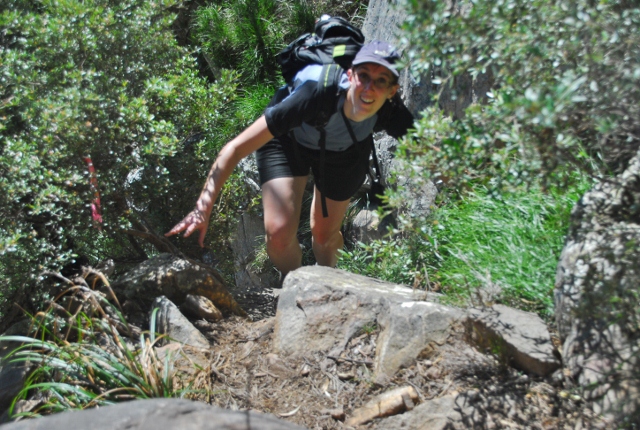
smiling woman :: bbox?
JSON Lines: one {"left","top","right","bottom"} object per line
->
{"left": 167, "top": 40, "right": 414, "bottom": 279}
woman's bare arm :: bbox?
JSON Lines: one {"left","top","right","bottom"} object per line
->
{"left": 165, "top": 115, "right": 274, "bottom": 246}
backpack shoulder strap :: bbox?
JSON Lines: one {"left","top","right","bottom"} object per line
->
{"left": 313, "top": 63, "right": 344, "bottom": 128}
{"left": 314, "top": 63, "right": 345, "bottom": 218}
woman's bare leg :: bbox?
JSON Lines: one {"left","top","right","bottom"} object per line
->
{"left": 310, "top": 187, "right": 351, "bottom": 268}
{"left": 262, "top": 176, "right": 308, "bottom": 275}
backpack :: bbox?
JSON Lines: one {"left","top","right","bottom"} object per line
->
{"left": 276, "top": 15, "right": 365, "bottom": 86}
{"left": 275, "top": 16, "right": 388, "bottom": 215}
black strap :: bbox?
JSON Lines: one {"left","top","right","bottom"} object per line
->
{"left": 316, "top": 64, "right": 344, "bottom": 218}
{"left": 340, "top": 106, "right": 382, "bottom": 182}
{"left": 318, "top": 128, "right": 328, "bottom": 218}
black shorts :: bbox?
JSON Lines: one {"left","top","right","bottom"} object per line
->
{"left": 256, "top": 134, "right": 371, "bottom": 202}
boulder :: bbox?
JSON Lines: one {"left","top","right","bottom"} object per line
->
{"left": 554, "top": 150, "right": 640, "bottom": 423}
{"left": 362, "top": 0, "right": 492, "bottom": 120}
{"left": 0, "top": 360, "right": 30, "bottom": 417}
{"left": 151, "top": 296, "right": 210, "bottom": 350}
{"left": 361, "top": 0, "right": 434, "bottom": 118}
{"left": 273, "top": 266, "right": 461, "bottom": 382}
{"left": 113, "top": 253, "right": 246, "bottom": 317}
{"left": 393, "top": 158, "right": 439, "bottom": 221}
{"left": 350, "top": 209, "right": 385, "bottom": 243}
{"left": 0, "top": 398, "right": 307, "bottom": 430}
{"left": 466, "top": 305, "right": 560, "bottom": 376}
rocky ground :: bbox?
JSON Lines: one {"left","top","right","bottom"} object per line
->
{"left": 179, "top": 286, "right": 600, "bottom": 430}
{"left": 0, "top": 261, "right": 607, "bottom": 429}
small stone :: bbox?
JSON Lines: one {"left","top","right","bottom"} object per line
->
{"left": 551, "top": 369, "right": 564, "bottom": 386}
{"left": 183, "top": 294, "right": 223, "bottom": 322}
{"left": 466, "top": 389, "right": 480, "bottom": 401}
{"left": 426, "top": 366, "right": 441, "bottom": 379}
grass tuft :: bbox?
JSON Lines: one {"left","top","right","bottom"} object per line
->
{"left": 0, "top": 294, "right": 189, "bottom": 419}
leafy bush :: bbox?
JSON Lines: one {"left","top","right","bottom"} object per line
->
{"left": 0, "top": 0, "right": 239, "bottom": 316}
{"left": 351, "top": 0, "right": 640, "bottom": 311}
{"left": 401, "top": 0, "right": 640, "bottom": 189}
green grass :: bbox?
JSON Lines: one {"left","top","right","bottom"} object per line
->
{"left": 339, "top": 177, "right": 591, "bottom": 317}
{"left": 0, "top": 297, "right": 191, "bottom": 418}
{"left": 430, "top": 183, "right": 586, "bottom": 315}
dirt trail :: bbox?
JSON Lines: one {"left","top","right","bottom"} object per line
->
{"left": 182, "top": 289, "right": 591, "bottom": 429}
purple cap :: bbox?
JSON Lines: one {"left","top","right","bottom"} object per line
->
{"left": 352, "top": 40, "right": 401, "bottom": 77}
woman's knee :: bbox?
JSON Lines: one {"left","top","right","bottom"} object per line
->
{"left": 311, "top": 225, "right": 341, "bottom": 247}
{"left": 265, "top": 218, "right": 297, "bottom": 251}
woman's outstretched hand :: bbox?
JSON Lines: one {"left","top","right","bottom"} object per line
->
{"left": 165, "top": 208, "right": 210, "bottom": 248}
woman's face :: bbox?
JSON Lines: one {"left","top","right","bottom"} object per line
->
{"left": 345, "top": 63, "right": 399, "bottom": 122}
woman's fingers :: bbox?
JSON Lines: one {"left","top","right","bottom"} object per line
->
{"left": 165, "top": 211, "right": 208, "bottom": 246}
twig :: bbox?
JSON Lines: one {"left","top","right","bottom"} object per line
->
{"left": 327, "top": 355, "right": 374, "bottom": 366}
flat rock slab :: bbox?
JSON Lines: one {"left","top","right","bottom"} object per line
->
{"left": 274, "top": 266, "right": 461, "bottom": 381}
{"left": 466, "top": 304, "right": 560, "bottom": 376}
{"left": 0, "top": 398, "right": 307, "bottom": 430}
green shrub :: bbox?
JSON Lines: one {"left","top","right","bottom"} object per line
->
{"left": 0, "top": 0, "right": 239, "bottom": 316}
{"left": 401, "top": 0, "right": 640, "bottom": 188}
{"left": 1, "top": 298, "right": 188, "bottom": 417}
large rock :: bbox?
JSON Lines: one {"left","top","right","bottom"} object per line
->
{"left": 273, "top": 266, "right": 461, "bottom": 382}
{"left": 466, "top": 305, "right": 560, "bottom": 376}
{"left": 362, "top": 0, "right": 492, "bottom": 120}
{"left": 350, "top": 209, "right": 386, "bottom": 243}
{"left": 0, "top": 398, "right": 307, "bottom": 430}
{"left": 151, "top": 296, "right": 210, "bottom": 350}
{"left": 113, "top": 253, "right": 246, "bottom": 317}
{"left": 230, "top": 212, "right": 278, "bottom": 291}
{"left": 361, "top": 0, "right": 434, "bottom": 118}
{"left": 0, "top": 360, "right": 30, "bottom": 417}
{"left": 554, "top": 150, "right": 640, "bottom": 423}
{"left": 393, "top": 157, "right": 439, "bottom": 221}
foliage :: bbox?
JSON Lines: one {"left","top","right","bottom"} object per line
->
{"left": 401, "top": 0, "right": 640, "bottom": 190}
{"left": 345, "top": 0, "right": 640, "bottom": 316}
{"left": 192, "top": 0, "right": 368, "bottom": 86}
{"left": 0, "top": 295, "right": 188, "bottom": 417}
{"left": 340, "top": 178, "right": 588, "bottom": 316}
{"left": 0, "top": 0, "right": 239, "bottom": 315}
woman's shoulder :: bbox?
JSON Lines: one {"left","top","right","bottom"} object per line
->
{"left": 292, "top": 64, "right": 350, "bottom": 92}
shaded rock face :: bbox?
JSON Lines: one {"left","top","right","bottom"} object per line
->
{"left": 555, "top": 150, "right": 640, "bottom": 423}
{"left": 467, "top": 305, "right": 560, "bottom": 377}
{"left": 362, "top": 0, "right": 492, "bottom": 120}
{"left": 0, "top": 398, "right": 307, "bottom": 430}
{"left": 361, "top": 0, "right": 435, "bottom": 118}
{"left": 273, "top": 266, "right": 461, "bottom": 382}
{"left": 113, "top": 253, "right": 245, "bottom": 317}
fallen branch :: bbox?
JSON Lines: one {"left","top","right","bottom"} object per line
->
{"left": 326, "top": 355, "right": 373, "bottom": 366}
